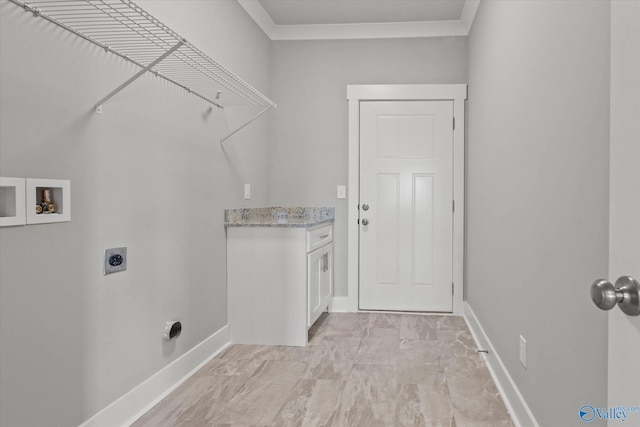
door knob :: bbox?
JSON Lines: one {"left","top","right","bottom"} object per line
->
{"left": 362, "top": 204, "right": 369, "bottom": 211}
{"left": 361, "top": 218, "right": 369, "bottom": 226}
{"left": 591, "top": 276, "right": 640, "bottom": 316}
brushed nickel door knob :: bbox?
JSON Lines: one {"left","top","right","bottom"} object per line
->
{"left": 591, "top": 279, "right": 619, "bottom": 310}
{"left": 591, "top": 276, "right": 640, "bottom": 316}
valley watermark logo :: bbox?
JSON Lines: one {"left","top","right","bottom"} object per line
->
{"left": 579, "top": 405, "right": 640, "bottom": 422}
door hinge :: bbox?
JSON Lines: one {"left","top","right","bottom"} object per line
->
{"left": 452, "top": 200, "right": 455, "bottom": 213}
{"left": 453, "top": 117, "right": 456, "bottom": 130}
{"left": 452, "top": 282, "right": 455, "bottom": 296}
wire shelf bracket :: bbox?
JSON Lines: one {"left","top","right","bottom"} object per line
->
{"left": 95, "top": 39, "right": 185, "bottom": 114}
{"left": 220, "top": 105, "right": 274, "bottom": 147}
{"left": 10, "top": 0, "right": 277, "bottom": 143}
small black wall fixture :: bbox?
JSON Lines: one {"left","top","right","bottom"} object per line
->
{"left": 163, "top": 320, "right": 182, "bottom": 341}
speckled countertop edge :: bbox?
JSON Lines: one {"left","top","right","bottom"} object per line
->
{"left": 224, "top": 207, "right": 335, "bottom": 228}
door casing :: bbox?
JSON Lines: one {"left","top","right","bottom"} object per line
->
{"left": 346, "top": 84, "right": 467, "bottom": 314}
{"left": 608, "top": 1, "right": 640, "bottom": 421}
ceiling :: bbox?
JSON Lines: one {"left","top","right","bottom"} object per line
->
{"left": 237, "top": 0, "right": 479, "bottom": 40}
{"left": 259, "top": 0, "right": 465, "bottom": 26}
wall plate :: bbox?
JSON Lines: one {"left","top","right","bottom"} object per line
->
{"left": 104, "top": 247, "right": 127, "bottom": 275}
{"left": 0, "top": 177, "right": 26, "bottom": 227}
{"left": 519, "top": 335, "right": 527, "bottom": 368}
{"left": 25, "top": 178, "right": 71, "bottom": 224}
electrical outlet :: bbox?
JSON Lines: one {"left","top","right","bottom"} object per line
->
{"left": 244, "top": 184, "right": 251, "bottom": 200}
{"left": 519, "top": 335, "right": 527, "bottom": 368}
{"left": 104, "top": 247, "right": 127, "bottom": 275}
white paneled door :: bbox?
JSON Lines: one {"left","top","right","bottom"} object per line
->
{"left": 359, "top": 101, "right": 454, "bottom": 312}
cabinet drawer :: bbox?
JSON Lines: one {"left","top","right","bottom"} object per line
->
{"left": 307, "top": 224, "right": 333, "bottom": 253}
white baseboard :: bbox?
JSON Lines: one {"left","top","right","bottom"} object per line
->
{"left": 330, "top": 296, "right": 351, "bottom": 312}
{"left": 80, "top": 325, "right": 230, "bottom": 427}
{"left": 463, "top": 302, "right": 539, "bottom": 427}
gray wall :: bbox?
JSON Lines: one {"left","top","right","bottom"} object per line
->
{"left": 269, "top": 37, "right": 468, "bottom": 297}
{"left": 0, "top": 1, "right": 271, "bottom": 425}
{"left": 3, "top": 0, "right": 612, "bottom": 425}
{"left": 465, "top": 1, "right": 610, "bottom": 426}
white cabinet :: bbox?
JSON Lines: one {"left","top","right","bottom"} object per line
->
{"left": 308, "top": 242, "right": 333, "bottom": 328}
{"left": 227, "top": 223, "right": 334, "bottom": 346}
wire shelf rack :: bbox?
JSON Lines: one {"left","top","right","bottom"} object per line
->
{"left": 8, "top": 0, "right": 276, "bottom": 143}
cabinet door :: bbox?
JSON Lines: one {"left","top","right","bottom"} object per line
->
{"left": 320, "top": 243, "right": 334, "bottom": 308}
{"left": 308, "top": 248, "right": 323, "bottom": 327}
{"left": 308, "top": 243, "right": 334, "bottom": 328}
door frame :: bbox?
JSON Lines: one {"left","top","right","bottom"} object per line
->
{"left": 346, "top": 84, "right": 467, "bottom": 314}
{"left": 608, "top": 0, "right": 640, "bottom": 419}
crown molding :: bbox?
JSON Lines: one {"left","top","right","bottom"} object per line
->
{"left": 237, "top": 0, "right": 277, "bottom": 38}
{"left": 238, "top": 0, "right": 480, "bottom": 41}
{"left": 272, "top": 20, "right": 467, "bottom": 41}
{"left": 460, "top": 0, "right": 480, "bottom": 33}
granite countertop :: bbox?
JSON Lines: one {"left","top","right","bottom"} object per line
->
{"left": 224, "top": 207, "right": 335, "bottom": 228}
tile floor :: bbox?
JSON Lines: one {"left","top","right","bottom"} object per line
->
{"left": 133, "top": 312, "right": 514, "bottom": 426}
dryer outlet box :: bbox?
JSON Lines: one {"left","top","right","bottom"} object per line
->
{"left": 104, "top": 247, "right": 127, "bottom": 275}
